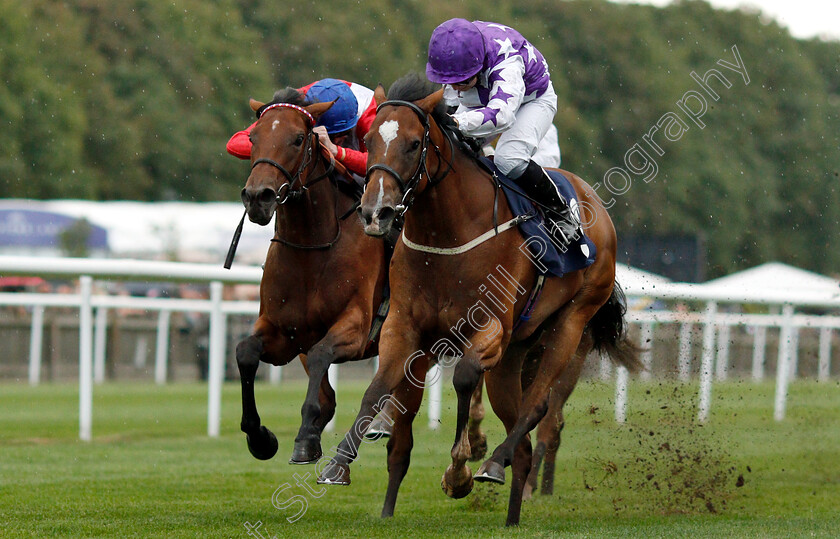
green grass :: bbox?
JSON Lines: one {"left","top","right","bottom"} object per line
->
{"left": 1, "top": 377, "right": 839, "bottom": 538}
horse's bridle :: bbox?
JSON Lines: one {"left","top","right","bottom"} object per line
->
{"left": 251, "top": 103, "right": 334, "bottom": 205}
{"left": 364, "top": 100, "right": 454, "bottom": 215}
{"left": 251, "top": 102, "right": 343, "bottom": 250}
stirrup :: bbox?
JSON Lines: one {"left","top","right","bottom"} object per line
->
{"left": 545, "top": 205, "right": 581, "bottom": 248}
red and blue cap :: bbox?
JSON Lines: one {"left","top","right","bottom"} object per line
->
{"left": 307, "top": 78, "right": 358, "bottom": 134}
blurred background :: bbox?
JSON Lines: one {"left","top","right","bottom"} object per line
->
{"left": 1, "top": 0, "right": 837, "bottom": 277}
{"left": 1, "top": 0, "right": 838, "bottom": 384}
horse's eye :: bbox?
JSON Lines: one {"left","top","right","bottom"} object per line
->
{"left": 293, "top": 134, "right": 305, "bottom": 147}
{"left": 410, "top": 140, "right": 421, "bottom": 151}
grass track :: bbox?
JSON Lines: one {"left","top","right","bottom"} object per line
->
{"left": 1, "top": 378, "right": 838, "bottom": 538}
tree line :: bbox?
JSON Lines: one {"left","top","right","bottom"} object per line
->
{"left": 1, "top": 0, "right": 837, "bottom": 276}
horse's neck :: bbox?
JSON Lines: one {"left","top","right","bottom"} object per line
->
{"left": 405, "top": 153, "right": 501, "bottom": 247}
{"left": 274, "top": 164, "right": 338, "bottom": 244}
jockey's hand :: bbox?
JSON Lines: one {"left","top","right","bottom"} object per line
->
{"left": 313, "top": 126, "right": 337, "bottom": 155}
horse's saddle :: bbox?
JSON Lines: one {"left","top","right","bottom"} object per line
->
{"left": 478, "top": 157, "right": 596, "bottom": 278}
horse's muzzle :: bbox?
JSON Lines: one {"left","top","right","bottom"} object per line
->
{"left": 241, "top": 186, "right": 277, "bottom": 226}
{"left": 359, "top": 204, "right": 396, "bottom": 237}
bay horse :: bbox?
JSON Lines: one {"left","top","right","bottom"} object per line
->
{"left": 317, "top": 73, "right": 640, "bottom": 525}
{"left": 236, "top": 89, "right": 388, "bottom": 465}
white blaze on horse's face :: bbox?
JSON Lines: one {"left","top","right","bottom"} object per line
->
{"left": 378, "top": 120, "right": 399, "bottom": 157}
{"left": 376, "top": 178, "right": 385, "bottom": 211}
{"left": 272, "top": 120, "right": 280, "bottom": 131}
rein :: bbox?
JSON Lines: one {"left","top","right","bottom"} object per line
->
{"left": 371, "top": 99, "right": 531, "bottom": 256}
{"left": 250, "top": 112, "right": 334, "bottom": 205}
{"left": 226, "top": 103, "right": 348, "bottom": 264}
{"left": 253, "top": 102, "right": 344, "bottom": 250}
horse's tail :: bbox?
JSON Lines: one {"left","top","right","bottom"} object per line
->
{"left": 587, "top": 281, "right": 644, "bottom": 373}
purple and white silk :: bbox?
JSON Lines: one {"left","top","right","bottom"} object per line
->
{"left": 444, "top": 21, "right": 558, "bottom": 176}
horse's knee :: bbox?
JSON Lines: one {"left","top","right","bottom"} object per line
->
{"left": 531, "top": 393, "right": 551, "bottom": 421}
{"left": 453, "top": 360, "right": 481, "bottom": 395}
{"left": 236, "top": 335, "right": 263, "bottom": 375}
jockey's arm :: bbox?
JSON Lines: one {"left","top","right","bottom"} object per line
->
{"left": 452, "top": 56, "right": 526, "bottom": 138}
{"left": 226, "top": 121, "right": 257, "bottom": 159}
{"left": 313, "top": 125, "right": 368, "bottom": 177}
{"left": 338, "top": 147, "right": 367, "bottom": 177}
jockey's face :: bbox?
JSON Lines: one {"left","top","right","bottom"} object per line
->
{"left": 330, "top": 128, "right": 353, "bottom": 148}
{"left": 451, "top": 75, "right": 478, "bottom": 92}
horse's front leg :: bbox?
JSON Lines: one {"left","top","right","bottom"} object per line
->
{"left": 317, "top": 321, "right": 422, "bottom": 486}
{"left": 442, "top": 325, "right": 507, "bottom": 499}
{"left": 290, "top": 312, "right": 367, "bottom": 464}
{"left": 236, "top": 319, "right": 294, "bottom": 461}
{"left": 440, "top": 355, "right": 483, "bottom": 499}
{"left": 467, "top": 376, "right": 487, "bottom": 461}
{"left": 381, "top": 353, "right": 430, "bottom": 517}
{"left": 297, "top": 353, "right": 338, "bottom": 437}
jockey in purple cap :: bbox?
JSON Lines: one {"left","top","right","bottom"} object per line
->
{"left": 426, "top": 18, "right": 580, "bottom": 246}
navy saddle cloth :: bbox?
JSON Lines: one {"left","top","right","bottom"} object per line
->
{"left": 479, "top": 157, "right": 596, "bottom": 277}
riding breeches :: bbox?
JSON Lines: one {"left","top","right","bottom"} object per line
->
{"left": 493, "top": 84, "right": 558, "bottom": 177}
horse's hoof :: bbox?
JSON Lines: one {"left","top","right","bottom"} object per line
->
{"left": 468, "top": 431, "right": 487, "bottom": 462}
{"left": 289, "top": 438, "right": 322, "bottom": 465}
{"left": 246, "top": 426, "right": 278, "bottom": 461}
{"left": 363, "top": 418, "right": 392, "bottom": 441}
{"left": 522, "top": 482, "right": 534, "bottom": 502}
{"left": 474, "top": 460, "right": 506, "bottom": 485}
{"left": 441, "top": 464, "right": 474, "bottom": 499}
{"left": 317, "top": 460, "right": 351, "bottom": 486}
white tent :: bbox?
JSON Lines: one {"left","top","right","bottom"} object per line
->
{"left": 616, "top": 262, "right": 670, "bottom": 290}
{"left": 701, "top": 262, "right": 840, "bottom": 302}
{"left": 0, "top": 200, "right": 274, "bottom": 264}
{"left": 0, "top": 200, "right": 692, "bottom": 292}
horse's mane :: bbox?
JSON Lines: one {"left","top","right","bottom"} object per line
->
{"left": 387, "top": 73, "right": 447, "bottom": 122}
{"left": 272, "top": 87, "right": 307, "bottom": 106}
{"left": 387, "top": 73, "right": 480, "bottom": 158}
{"left": 255, "top": 87, "right": 307, "bottom": 118}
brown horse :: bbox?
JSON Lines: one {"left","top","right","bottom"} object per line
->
{"left": 317, "top": 74, "right": 640, "bottom": 526}
{"left": 236, "top": 89, "right": 387, "bottom": 464}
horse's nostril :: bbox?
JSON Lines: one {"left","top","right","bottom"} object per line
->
{"left": 359, "top": 208, "right": 373, "bottom": 226}
{"left": 258, "top": 188, "right": 276, "bottom": 205}
{"left": 378, "top": 206, "right": 396, "bottom": 224}
{"left": 240, "top": 188, "right": 250, "bottom": 206}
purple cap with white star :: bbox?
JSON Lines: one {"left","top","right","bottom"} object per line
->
{"left": 426, "top": 18, "right": 486, "bottom": 84}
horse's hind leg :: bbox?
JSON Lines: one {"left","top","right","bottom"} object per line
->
{"left": 381, "top": 354, "right": 429, "bottom": 517}
{"left": 539, "top": 413, "right": 563, "bottom": 495}
{"left": 482, "top": 347, "right": 530, "bottom": 527}
{"left": 526, "top": 395, "right": 563, "bottom": 498}
{"left": 475, "top": 305, "right": 598, "bottom": 493}
{"left": 536, "top": 335, "right": 590, "bottom": 496}
{"left": 524, "top": 393, "right": 561, "bottom": 499}
{"left": 467, "top": 376, "right": 487, "bottom": 461}
{"left": 237, "top": 333, "right": 278, "bottom": 460}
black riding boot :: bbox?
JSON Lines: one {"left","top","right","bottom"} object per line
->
{"left": 513, "top": 160, "right": 581, "bottom": 247}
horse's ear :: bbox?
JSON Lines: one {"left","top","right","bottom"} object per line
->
{"left": 249, "top": 98, "right": 264, "bottom": 112}
{"left": 306, "top": 99, "right": 335, "bottom": 120}
{"left": 417, "top": 88, "right": 444, "bottom": 114}
{"left": 374, "top": 84, "right": 387, "bottom": 107}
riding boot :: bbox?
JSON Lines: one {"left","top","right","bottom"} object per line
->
{"left": 513, "top": 160, "right": 581, "bottom": 247}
